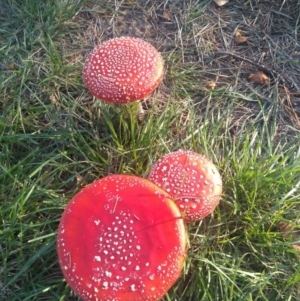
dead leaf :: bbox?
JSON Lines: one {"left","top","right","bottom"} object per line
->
{"left": 248, "top": 71, "right": 269, "bottom": 85}
{"left": 278, "top": 222, "right": 300, "bottom": 256}
{"left": 49, "top": 93, "right": 60, "bottom": 104}
{"left": 76, "top": 174, "right": 87, "bottom": 187}
{"left": 292, "top": 244, "right": 300, "bottom": 252}
{"left": 235, "top": 31, "right": 247, "bottom": 44}
{"left": 204, "top": 82, "right": 216, "bottom": 89}
{"left": 4, "top": 63, "right": 15, "bottom": 70}
{"left": 213, "top": 0, "right": 229, "bottom": 6}
{"left": 76, "top": 174, "right": 83, "bottom": 184}
{"left": 163, "top": 10, "right": 171, "bottom": 21}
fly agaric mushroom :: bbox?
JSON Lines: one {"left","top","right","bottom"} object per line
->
{"left": 148, "top": 150, "right": 222, "bottom": 222}
{"left": 57, "top": 174, "right": 186, "bottom": 301}
{"left": 83, "top": 37, "right": 164, "bottom": 104}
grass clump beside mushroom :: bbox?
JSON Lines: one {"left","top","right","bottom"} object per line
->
{"left": 1, "top": 0, "right": 300, "bottom": 300}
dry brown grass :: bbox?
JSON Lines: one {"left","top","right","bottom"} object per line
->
{"left": 57, "top": 0, "right": 300, "bottom": 140}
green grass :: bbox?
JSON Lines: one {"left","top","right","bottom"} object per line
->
{"left": 1, "top": 0, "right": 300, "bottom": 300}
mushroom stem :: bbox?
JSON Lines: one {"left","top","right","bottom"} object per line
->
{"left": 137, "top": 101, "right": 145, "bottom": 121}
{"left": 121, "top": 101, "right": 145, "bottom": 122}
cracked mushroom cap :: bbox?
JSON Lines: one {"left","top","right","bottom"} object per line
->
{"left": 82, "top": 37, "right": 164, "bottom": 104}
{"left": 148, "top": 150, "right": 222, "bottom": 222}
{"left": 57, "top": 174, "right": 186, "bottom": 301}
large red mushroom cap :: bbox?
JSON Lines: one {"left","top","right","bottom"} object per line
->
{"left": 57, "top": 174, "right": 186, "bottom": 301}
{"left": 148, "top": 150, "right": 222, "bottom": 222}
{"left": 82, "top": 37, "right": 164, "bottom": 104}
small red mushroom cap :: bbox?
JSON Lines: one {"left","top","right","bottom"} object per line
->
{"left": 148, "top": 150, "right": 222, "bottom": 222}
{"left": 57, "top": 174, "right": 186, "bottom": 301}
{"left": 82, "top": 37, "right": 164, "bottom": 104}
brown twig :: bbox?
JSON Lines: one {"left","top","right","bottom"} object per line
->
{"left": 214, "top": 51, "right": 296, "bottom": 90}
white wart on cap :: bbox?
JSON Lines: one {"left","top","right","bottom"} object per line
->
{"left": 83, "top": 37, "right": 164, "bottom": 104}
{"left": 57, "top": 174, "right": 186, "bottom": 301}
{"left": 148, "top": 150, "right": 223, "bottom": 222}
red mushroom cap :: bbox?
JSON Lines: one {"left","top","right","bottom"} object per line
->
{"left": 148, "top": 150, "right": 222, "bottom": 222}
{"left": 82, "top": 37, "right": 164, "bottom": 104}
{"left": 57, "top": 174, "right": 186, "bottom": 301}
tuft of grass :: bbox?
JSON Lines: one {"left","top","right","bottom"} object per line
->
{"left": 1, "top": 0, "right": 300, "bottom": 300}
